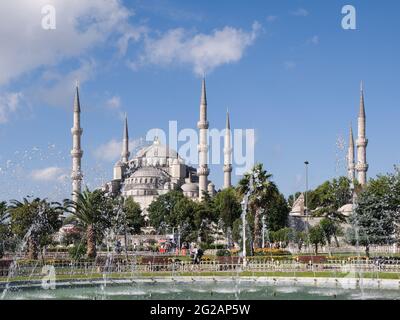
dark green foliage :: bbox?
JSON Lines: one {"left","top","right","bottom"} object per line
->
{"left": 68, "top": 244, "right": 87, "bottom": 261}
{"left": 237, "top": 163, "right": 289, "bottom": 249}
{"left": 320, "top": 217, "right": 342, "bottom": 247}
{"left": 308, "top": 225, "right": 326, "bottom": 254}
{"left": 64, "top": 188, "right": 112, "bottom": 258}
{"left": 213, "top": 188, "right": 241, "bottom": 232}
{"left": 307, "top": 176, "right": 353, "bottom": 219}
{"left": 347, "top": 169, "right": 400, "bottom": 256}
{"left": 216, "top": 249, "right": 231, "bottom": 256}
{"left": 9, "top": 197, "right": 63, "bottom": 259}
{"left": 270, "top": 227, "right": 292, "bottom": 247}
{"left": 122, "top": 197, "right": 144, "bottom": 234}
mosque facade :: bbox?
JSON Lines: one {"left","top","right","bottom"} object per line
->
{"left": 71, "top": 79, "right": 232, "bottom": 218}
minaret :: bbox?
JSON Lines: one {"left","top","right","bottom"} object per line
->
{"left": 356, "top": 81, "right": 368, "bottom": 186}
{"left": 223, "top": 110, "right": 232, "bottom": 189}
{"left": 197, "top": 77, "right": 210, "bottom": 200}
{"left": 71, "top": 83, "right": 83, "bottom": 203}
{"left": 347, "top": 124, "right": 355, "bottom": 183}
{"left": 121, "top": 114, "right": 130, "bottom": 163}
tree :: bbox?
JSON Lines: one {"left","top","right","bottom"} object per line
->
{"left": 147, "top": 190, "right": 208, "bottom": 243}
{"left": 213, "top": 188, "right": 242, "bottom": 233}
{"left": 306, "top": 177, "right": 353, "bottom": 221}
{"left": 237, "top": 163, "right": 289, "bottom": 250}
{"left": 0, "top": 202, "right": 10, "bottom": 258}
{"left": 347, "top": 169, "right": 400, "bottom": 256}
{"left": 213, "top": 188, "right": 241, "bottom": 247}
{"left": 194, "top": 194, "right": 216, "bottom": 245}
{"left": 65, "top": 188, "right": 111, "bottom": 259}
{"left": 123, "top": 197, "right": 144, "bottom": 234}
{"left": 292, "top": 230, "right": 307, "bottom": 251}
{"left": 270, "top": 227, "right": 292, "bottom": 248}
{"left": 9, "top": 197, "right": 62, "bottom": 259}
{"left": 148, "top": 190, "right": 184, "bottom": 234}
{"left": 308, "top": 225, "right": 326, "bottom": 255}
{"left": 320, "top": 218, "right": 342, "bottom": 247}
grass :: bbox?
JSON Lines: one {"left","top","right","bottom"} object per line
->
{"left": 1, "top": 271, "right": 400, "bottom": 283}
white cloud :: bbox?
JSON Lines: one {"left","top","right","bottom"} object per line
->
{"left": 291, "top": 8, "right": 309, "bottom": 17}
{"left": 266, "top": 15, "right": 278, "bottom": 23}
{"left": 30, "top": 166, "right": 66, "bottom": 182}
{"left": 34, "top": 60, "right": 96, "bottom": 108}
{"left": 93, "top": 138, "right": 146, "bottom": 162}
{"left": 0, "top": 92, "right": 22, "bottom": 123}
{"left": 117, "top": 26, "right": 149, "bottom": 56}
{"left": 0, "top": 0, "right": 136, "bottom": 85}
{"left": 107, "top": 96, "right": 121, "bottom": 109}
{"left": 308, "top": 35, "right": 319, "bottom": 45}
{"left": 284, "top": 61, "right": 296, "bottom": 70}
{"left": 134, "top": 21, "right": 261, "bottom": 76}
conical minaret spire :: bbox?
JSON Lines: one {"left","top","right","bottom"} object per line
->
{"left": 121, "top": 114, "right": 130, "bottom": 163}
{"left": 197, "top": 77, "right": 209, "bottom": 200}
{"left": 71, "top": 83, "right": 83, "bottom": 203}
{"left": 347, "top": 124, "right": 355, "bottom": 182}
{"left": 223, "top": 109, "right": 232, "bottom": 189}
{"left": 356, "top": 81, "right": 368, "bottom": 186}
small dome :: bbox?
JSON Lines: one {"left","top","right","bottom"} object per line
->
{"left": 338, "top": 203, "right": 353, "bottom": 216}
{"left": 181, "top": 182, "right": 199, "bottom": 193}
{"left": 136, "top": 139, "right": 180, "bottom": 160}
{"left": 131, "top": 167, "right": 166, "bottom": 178}
{"left": 114, "top": 160, "right": 123, "bottom": 167}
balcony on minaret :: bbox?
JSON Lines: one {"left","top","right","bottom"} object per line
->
{"left": 197, "top": 120, "right": 209, "bottom": 129}
{"left": 197, "top": 166, "right": 209, "bottom": 176}
{"left": 70, "top": 149, "right": 83, "bottom": 157}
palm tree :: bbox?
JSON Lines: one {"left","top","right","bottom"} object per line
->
{"left": 0, "top": 202, "right": 9, "bottom": 258}
{"left": 9, "top": 197, "right": 62, "bottom": 260}
{"left": 237, "top": 163, "right": 279, "bottom": 250}
{"left": 64, "top": 189, "right": 110, "bottom": 259}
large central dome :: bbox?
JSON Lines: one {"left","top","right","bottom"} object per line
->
{"left": 135, "top": 137, "right": 180, "bottom": 160}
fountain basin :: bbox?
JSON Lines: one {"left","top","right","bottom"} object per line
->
{"left": 2, "top": 276, "right": 400, "bottom": 300}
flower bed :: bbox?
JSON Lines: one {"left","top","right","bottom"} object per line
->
{"left": 295, "top": 255, "right": 327, "bottom": 263}
{"left": 253, "top": 248, "right": 291, "bottom": 256}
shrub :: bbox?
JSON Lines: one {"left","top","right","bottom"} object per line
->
{"left": 216, "top": 249, "right": 231, "bottom": 257}
{"left": 68, "top": 245, "right": 86, "bottom": 261}
{"left": 200, "top": 243, "right": 226, "bottom": 250}
{"left": 253, "top": 248, "right": 291, "bottom": 256}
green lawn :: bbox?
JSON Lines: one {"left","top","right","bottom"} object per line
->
{"left": 1, "top": 270, "right": 400, "bottom": 283}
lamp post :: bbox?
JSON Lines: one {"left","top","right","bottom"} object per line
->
{"left": 177, "top": 225, "right": 181, "bottom": 255}
{"left": 261, "top": 215, "right": 266, "bottom": 248}
{"left": 241, "top": 200, "right": 247, "bottom": 267}
{"left": 304, "top": 161, "right": 309, "bottom": 216}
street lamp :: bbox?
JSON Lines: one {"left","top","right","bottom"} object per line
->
{"left": 241, "top": 199, "right": 247, "bottom": 266}
{"left": 304, "top": 161, "right": 309, "bottom": 216}
{"left": 177, "top": 225, "right": 181, "bottom": 255}
{"left": 261, "top": 215, "right": 266, "bottom": 248}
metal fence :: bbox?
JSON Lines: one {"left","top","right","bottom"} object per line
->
{"left": 2, "top": 259, "right": 400, "bottom": 279}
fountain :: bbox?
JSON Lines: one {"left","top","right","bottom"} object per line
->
{"left": 1, "top": 144, "right": 400, "bottom": 300}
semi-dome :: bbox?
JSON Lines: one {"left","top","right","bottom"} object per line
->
{"left": 181, "top": 182, "right": 199, "bottom": 193}
{"left": 135, "top": 137, "right": 180, "bottom": 160}
{"left": 130, "top": 166, "right": 166, "bottom": 178}
{"left": 114, "top": 160, "right": 124, "bottom": 167}
{"left": 338, "top": 203, "right": 353, "bottom": 216}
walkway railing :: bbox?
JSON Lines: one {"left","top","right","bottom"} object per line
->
{"left": 1, "top": 259, "right": 400, "bottom": 279}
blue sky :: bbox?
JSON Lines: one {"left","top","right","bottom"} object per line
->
{"left": 0, "top": 0, "right": 399, "bottom": 201}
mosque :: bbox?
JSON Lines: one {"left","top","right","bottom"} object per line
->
{"left": 289, "top": 82, "right": 369, "bottom": 230}
{"left": 70, "top": 78, "right": 233, "bottom": 218}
